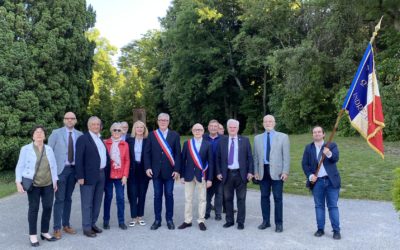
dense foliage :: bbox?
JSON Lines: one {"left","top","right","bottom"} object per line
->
{"left": 0, "top": 0, "right": 96, "bottom": 170}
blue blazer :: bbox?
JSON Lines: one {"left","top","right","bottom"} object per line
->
{"left": 126, "top": 137, "right": 148, "bottom": 176}
{"left": 216, "top": 135, "right": 254, "bottom": 184}
{"left": 75, "top": 132, "right": 110, "bottom": 185}
{"left": 301, "top": 142, "right": 341, "bottom": 189}
{"left": 144, "top": 130, "right": 181, "bottom": 179}
{"left": 181, "top": 139, "right": 214, "bottom": 182}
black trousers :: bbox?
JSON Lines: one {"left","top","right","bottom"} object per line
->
{"left": 27, "top": 184, "right": 54, "bottom": 235}
{"left": 224, "top": 170, "right": 247, "bottom": 224}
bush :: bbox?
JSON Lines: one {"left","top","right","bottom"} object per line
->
{"left": 0, "top": 136, "right": 31, "bottom": 171}
{"left": 393, "top": 168, "right": 400, "bottom": 214}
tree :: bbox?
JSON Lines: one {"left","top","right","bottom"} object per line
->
{"left": 0, "top": 0, "right": 95, "bottom": 170}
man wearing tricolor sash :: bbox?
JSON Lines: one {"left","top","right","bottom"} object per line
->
{"left": 144, "top": 113, "right": 181, "bottom": 230}
{"left": 178, "top": 123, "right": 213, "bottom": 231}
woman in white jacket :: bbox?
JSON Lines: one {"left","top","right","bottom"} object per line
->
{"left": 15, "top": 125, "right": 58, "bottom": 247}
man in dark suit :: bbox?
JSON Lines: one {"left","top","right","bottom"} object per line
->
{"left": 75, "top": 116, "right": 110, "bottom": 237}
{"left": 302, "top": 126, "right": 341, "bottom": 240}
{"left": 216, "top": 119, "right": 253, "bottom": 230}
{"left": 178, "top": 123, "right": 213, "bottom": 231}
{"left": 145, "top": 113, "right": 181, "bottom": 230}
{"left": 120, "top": 121, "right": 130, "bottom": 141}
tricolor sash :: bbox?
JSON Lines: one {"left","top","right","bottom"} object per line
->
{"left": 153, "top": 129, "right": 175, "bottom": 167}
{"left": 187, "top": 138, "right": 208, "bottom": 179}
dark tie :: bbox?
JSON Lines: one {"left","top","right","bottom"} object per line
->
{"left": 68, "top": 132, "right": 74, "bottom": 163}
{"left": 266, "top": 132, "right": 270, "bottom": 162}
{"left": 228, "top": 138, "right": 234, "bottom": 165}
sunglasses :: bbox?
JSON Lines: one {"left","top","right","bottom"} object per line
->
{"left": 113, "top": 129, "right": 122, "bottom": 132}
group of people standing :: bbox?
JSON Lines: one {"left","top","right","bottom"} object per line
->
{"left": 15, "top": 112, "right": 342, "bottom": 247}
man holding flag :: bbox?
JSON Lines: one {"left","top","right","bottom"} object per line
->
{"left": 178, "top": 123, "right": 213, "bottom": 231}
{"left": 145, "top": 113, "right": 181, "bottom": 230}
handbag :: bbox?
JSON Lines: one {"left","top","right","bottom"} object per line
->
{"left": 21, "top": 147, "right": 45, "bottom": 192}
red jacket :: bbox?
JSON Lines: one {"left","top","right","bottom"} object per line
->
{"left": 104, "top": 138, "right": 130, "bottom": 179}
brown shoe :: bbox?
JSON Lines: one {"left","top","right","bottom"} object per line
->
{"left": 63, "top": 226, "right": 77, "bottom": 234}
{"left": 53, "top": 230, "right": 62, "bottom": 240}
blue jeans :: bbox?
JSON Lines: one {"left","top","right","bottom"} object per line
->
{"left": 312, "top": 177, "right": 340, "bottom": 232}
{"left": 53, "top": 166, "right": 76, "bottom": 230}
{"left": 153, "top": 177, "right": 174, "bottom": 222}
{"left": 259, "top": 165, "right": 283, "bottom": 225}
{"left": 103, "top": 178, "right": 125, "bottom": 225}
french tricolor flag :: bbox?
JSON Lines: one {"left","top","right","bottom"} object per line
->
{"left": 342, "top": 43, "right": 385, "bottom": 158}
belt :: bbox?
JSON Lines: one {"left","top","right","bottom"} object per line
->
{"left": 65, "top": 165, "right": 75, "bottom": 167}
{"left": 228, "top": 169, "right": 239, "bottom": 172}
{"left": 263, "top": 164, "right": 270, "bottom": 167}
{"left": 99, "top": 168, "right": 105, "bottom": 172}
{"left": 319, "top": 176, "right": 329, "bottom": 179}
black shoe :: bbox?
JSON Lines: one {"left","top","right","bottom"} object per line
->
{"left": 205, "top": 214, "right": 210, "bottom": 220}
{"left": 83, "top": 230, "right": 96, "bottom": 238}
{"left": 215, "top": 214, "right": 222, "bottom": 221}
{"left": 333, "top": 231, "right": 341, "bottom": 240}
{"left": 275, "top": 224, "right": 283, "bottom": 233}
{"left": 178, "top": 222, "right": 192, "bottom": 229}
{"left": 150, "top": 221, "right": 161, "bottom": 230}
{"left": 119, "top": 224, "right": 127, "bottom": 230}
{"left": 233, "top": 209, "right": 237, "bottom": 213}
{"left": 223, "top": 222, "right": 234, "bottom": 228}
{"left": 103, "top": 222, "right": 110, "bottom": 230}
{"left": 258, "top": 222, "right": 271, "bottom": 230}
{"left": 92, "top": 225, "right": 102, "bottom": 234}
{"left": 40, "top": 234, "right": 57, "bottom": 241}
{"left": 237, "top": 223, "right": 244, "bottom": 230}
{"left": 30, "top": 239, "right": 39, "bottom": 247}
{"left": 199, "top": 222, "right": 207, "bottom": 231}
{"left": 314, "top": 229, "right": 324, "bottom": 237}
{"left": 167, "top": 221, "right": 175, "bottom": 230}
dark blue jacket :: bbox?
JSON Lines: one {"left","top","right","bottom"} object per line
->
{"left": 126, "top": 137, "right": 148, "bottom": 176}
{"left": 216, "top": 135, "right": 254, "bottom": 184}
{"left": 75, "top": 132, "right": 110, "bottom": 185}
{"left": 144, "top": 130, "right": 181, "bottom": 179}
{"left": 301, "top": 142, "right": 341, "bottom": 188}
{"left": 181, "top": 139, "right": 213, "bottom": 182}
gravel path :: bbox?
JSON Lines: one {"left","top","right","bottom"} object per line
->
{"left": 0, "top": 183, "right": 399, "bottom": 250}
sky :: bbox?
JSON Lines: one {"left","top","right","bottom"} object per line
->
{"left": 86, "top": 0, "right": 172, "bottom": 50}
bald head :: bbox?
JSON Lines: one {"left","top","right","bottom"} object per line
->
{"left": 63, "top": 112, "right": 77, "bottom": 129}
{"left": 192, "top": 123, "right": 204, "bottom": 139}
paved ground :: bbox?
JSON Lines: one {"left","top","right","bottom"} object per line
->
{"left": 0, "top": 183, "right": 399, "bottom": 250}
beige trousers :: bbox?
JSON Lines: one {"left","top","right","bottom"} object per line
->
{"left": 184, "top": 178, "right": 207, "bottom": 224}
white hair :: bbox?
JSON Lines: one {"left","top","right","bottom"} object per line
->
{"left": 110, "top": 122, "right": 122, "bottom": 132}
{"left": 158, "top": 113, "right": 170, "bottom": 121}
{"left": 227, "top": 119, "right": 239, "bottom": 127}
{"left": 87, "top": 116, "right": 101, "bottom": 127}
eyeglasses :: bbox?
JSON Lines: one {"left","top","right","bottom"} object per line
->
{"left": 158, "top": 119, "right": 169, "bottom": 122}
{"left": 112, "top": 129, "right": 122, "bottom": 132}
{"left": 193, "top": 129, "right": 204, "bottom": 132}
{"left": 64, "top": 117, "right": 76, "bottom": 120}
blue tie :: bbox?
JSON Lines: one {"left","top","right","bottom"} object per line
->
{"left": 266, "top": 132, "right": 270, "bottom": 162}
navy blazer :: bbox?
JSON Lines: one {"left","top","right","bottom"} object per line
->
{"left": 301, "top": 142, "right": 341, "bottom": 188}
{"left": 181, "top": 139, "right": 214, "bottom": 182}
{"left": 216, "top": 135, "right": 254, "bottom": 184}
{"left": 126, "top": 137, "right": 148, "bottom": 176}
{"left": 144, "top": 130, "right": 181, "bottom": 179}
{"left": 75, "top": 132, "right": 110, "bottom": 185}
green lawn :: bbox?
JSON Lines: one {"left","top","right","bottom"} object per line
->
{"left": 2, "top": 134, "right": 399, "bottom": 200}
{"left": 0, "top": 170, "right": 16, "bottom": 198}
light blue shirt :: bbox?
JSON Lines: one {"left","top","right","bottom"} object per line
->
{"left": 194, "top": 138, "right": 202, "bottom": 151}
{"left": 134, "top": 138, "right": 143, "bottom": 162}
{"left": 263, "top": 130, "right": 276, "bottom": 164}
{"left": 228, "top": 136, "right": 239, "bottom": 170}
{"left": 89, "top": 131, "right": 107, "bottom": 169}
{"left": 65, "top": 127, "right": 77, "bottom": 165}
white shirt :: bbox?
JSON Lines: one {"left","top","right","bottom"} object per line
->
{"left": 194, "top": 138, "right": 202, "bottom": 151}
{"left": 134, "top": 138, "right": 143, "bottom": 162}
{"left": 89, "top": 131, "right": 107, "bottom": 169}
{"left": 228, "top": 136, "right": 239, "bottom": 170}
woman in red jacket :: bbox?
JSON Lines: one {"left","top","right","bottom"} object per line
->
{"left": 103, "top": 122, "right": 130, "bottom": 230}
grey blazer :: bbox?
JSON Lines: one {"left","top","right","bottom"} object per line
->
{"left": 48, "top": 127, "right": 83, "bottom": 175}
{"left": 253, "top": 131, "right": 290, "bottom": 180}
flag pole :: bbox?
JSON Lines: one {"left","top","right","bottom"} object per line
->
{"left": 311, "top": 16, "right": 384, "bottom": 186}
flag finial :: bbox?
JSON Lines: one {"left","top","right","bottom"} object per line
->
{"left": 370, "top": 16, "right": 384, "bottom": 44}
